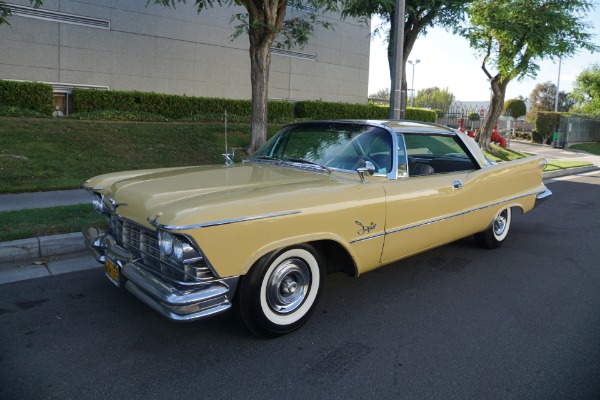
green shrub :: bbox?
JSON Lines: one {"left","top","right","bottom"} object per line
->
{"left": 515, "top": 131, "right": 532, "bottom": 141}
{"left": 295, "top": 100, "right": 388, "bottom": 120}
{"left": 66, "top": 110, "right": 169, "bottom": 122}
{"left": 72, "top": 89, "right": 294, "bottom": 121}
{"left": 535, "top": 111, "right": 567, "bottom": 144}
{"left": 504, "top": 99, "right": 527, "bottom": 119}
{"left": 0, "top": 105, "right": 49, "bottom": 118}
{"left": 468, "top": 112, "right": 480, "bottom": 121}
{"left": 406, "top": 108, "right": 437, "bottom": 123}
{"left": 0, "top": 80, "right": 53, "bottom": 115}
{"left": 295, "top": 100, "right": 437, "bottom": 123}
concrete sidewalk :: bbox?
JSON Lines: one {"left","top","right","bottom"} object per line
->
{"left": 0, "top": 189, "right": 90, "bottom": 212}
{"left": 1, "top": 141, "right": 599, "bottom": 285}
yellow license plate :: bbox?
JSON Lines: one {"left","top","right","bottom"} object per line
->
{"left": 105, "top": 259, "right": 120, "bottom": 287}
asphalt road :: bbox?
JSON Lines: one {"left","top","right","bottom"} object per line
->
{"left": 1, "top": 172, "right": 599, "bottom": 400}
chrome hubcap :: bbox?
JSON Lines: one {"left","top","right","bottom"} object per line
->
{"left": 493, "top": 210, "right": 508, "bottom": 236}
{"left": 266, "top": 258, "right": 310, "bottom": 314}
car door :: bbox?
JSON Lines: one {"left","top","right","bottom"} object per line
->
{"left": 380, "top": 132, "right": 481, "bottom": 264}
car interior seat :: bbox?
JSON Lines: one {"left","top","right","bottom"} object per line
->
{"left": 407, "top": 156, "right": 434, "bottom": 176}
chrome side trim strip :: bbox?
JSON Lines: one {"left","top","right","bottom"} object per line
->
{"left": 386, "top": 190, "right": 540, "bottom": 236}
{"left": 349, "top": 232, "right": 386, "bottom": 244}
{"left": 149, "top": 211, "right": 302, "bottom": 231}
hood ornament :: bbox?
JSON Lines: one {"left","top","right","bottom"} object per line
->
{"left": 148, "top": 212, "right": 164, "bottom": 227}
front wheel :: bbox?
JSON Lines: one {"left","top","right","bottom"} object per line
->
{"left": 475, "top": 207, "right": 512, "bottom": 249}
{"left": 237, "top": 244, "right": 324, "bottom": 337}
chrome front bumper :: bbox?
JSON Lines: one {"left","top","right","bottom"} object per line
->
{"left": 83, "top": 224, "right": 239, "bottom": 322}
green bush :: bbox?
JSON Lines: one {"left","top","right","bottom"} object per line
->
{"left": 66, "top": 110, "right": 169, "bottom": 122}
{"left": 295, "top": 100, "right": 437, "bottom": 123}
{"left": 468, "top": 112, "right": 480, "bottom": 121}
{"left": 72, "top": 89, "right": 294, "bottom": 121}
{"left": 515, "top": 131, "right": 532, "bottom": 141}
{"left": 0, "top": 80, "right": 53, "bottom": 115}
{"left": 295, "top": 100, "right": 388, "bottom": 120}
{"left": 504, "top": 99, "right": 527, "bottom": 119}
{"left": 535, "top": 111, "right": 567, "bottom": 144}
{"left": 0, "top": 105, "right": 49, "bottom": 118}
{"left": 406, "top": 108, "right": 437, "bottom": 123}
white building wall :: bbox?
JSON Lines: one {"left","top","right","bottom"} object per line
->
{"left": 0, "top": 0, "right": 370, "bottom": 103}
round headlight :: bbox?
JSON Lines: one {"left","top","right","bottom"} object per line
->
{"left": 172, "top": 238, "right": 184, "bottom": 263}
{"left": 92, "top": 194, "right": 108, "bottom": 214}
{"left": 159, "top": 231, "right": 175, "bottom": 256}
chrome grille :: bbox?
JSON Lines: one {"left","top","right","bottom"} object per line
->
{"left": 109, "top": 215, "right": 215, "bottom": 283}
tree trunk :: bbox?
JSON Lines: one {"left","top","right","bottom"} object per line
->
{"left": 247, "top": 34, "right": 273, "bottom": 153}
{"left": 479, "top": 75, "right": 510, "bottom": 152}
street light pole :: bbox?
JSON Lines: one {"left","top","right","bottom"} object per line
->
{"left": 554, "top": 57, "right": 562, "bottom": 112}
{"left": 408, "top": 59, "right": 420, "bottom": 107}
{"left": 390, "top": 0, "right": 406, "bottom": 120}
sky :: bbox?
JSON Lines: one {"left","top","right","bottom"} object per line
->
{"left": 368, "top": 10, "right": 600, "bottom": 103}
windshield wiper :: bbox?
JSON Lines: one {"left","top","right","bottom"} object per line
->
{"left": 250, "top": 155, "right": 279, "bottom": 160}
{"left": 285, "top": 158, "right": 331, "bottom": 172}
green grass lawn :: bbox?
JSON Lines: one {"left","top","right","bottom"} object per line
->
{"left": 569, "top": 142, "right": 600, "bottom": 155}
{"left": 0, "top": 205, "right": 105, "bottom": 242}
{"left": 0, "top": 117, "right": 282, "bottom": 193}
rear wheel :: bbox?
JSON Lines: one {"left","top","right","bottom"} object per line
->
{"left": 475, "top": 207, "right": 512, "bottom": 249}
{"left": 237, "top": 244, "right": 324, "bottom": 337}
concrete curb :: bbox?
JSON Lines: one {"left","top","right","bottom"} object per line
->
{"left": 0, "top": 232, "right": 86, "bottom": 263}
{"left": 542, "top": 165, "right": 600, "bottom": 179}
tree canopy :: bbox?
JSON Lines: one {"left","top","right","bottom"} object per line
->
{"left": 462, "top": 0, "right": 598, "bottom": 151}
{"left": 570, "top": 64, "right": 600, "bottom": 116}
{"left": 503, "top": 99, "right": 526, "bottom": 119}
{"left": 0, "top": 0, "right": 42, "bottom": 25}
{"left": 413, "top": 87, "right": 455, "bottom": 111}
{"left": 526, "top": 81, "right": 572, "bottom": 121}
{"left": 369, "top": 87, "right": 391, "bottom": 101}
{"left": 343, "top": 0, "right": 471, "bottom": 112}
{"left": 152, "top": 0, "right": 340, "bottom": 152}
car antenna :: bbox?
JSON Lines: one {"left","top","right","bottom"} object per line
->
{"left": 222, "top": 109, "right": 235, "bottom": 166}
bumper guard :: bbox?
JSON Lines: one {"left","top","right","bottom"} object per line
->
{"left": 83, "top": 224, "right": 239, "bottom": 322}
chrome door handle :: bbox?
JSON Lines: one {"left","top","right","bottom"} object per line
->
{"left": 453, "top": 180, "right": 463, "bottom": 190}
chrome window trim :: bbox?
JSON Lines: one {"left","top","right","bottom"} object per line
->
{"left": 149, "top": 211, "right": 302, "bottom": 231}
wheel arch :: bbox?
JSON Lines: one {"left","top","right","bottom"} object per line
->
{"left": 239, "top": 237, "right": 358, "bottom": 280}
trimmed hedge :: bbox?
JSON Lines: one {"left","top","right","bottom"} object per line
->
{"left": 504, "top": 98, "right": 527, "bottom": 119}
{"left": 0, "top": 80, "right": 53, "bottom": 115}
{"left": 72, "top": 89, "right": 294, "bottom": 122}
{"left": 535, "top": 111, "right": 567, "bottom": 143}
{"left": 295, "top": 100, "right": 437, "bottom": 123}
{"left": 295, "top": 100, "right": 388, "bottom": 119}
{"left": 406, "top": 108, "right": 437, "bottom": 123}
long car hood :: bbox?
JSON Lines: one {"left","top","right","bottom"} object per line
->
{"left": 85, "top": 163, "right": 352, "bottom": 229}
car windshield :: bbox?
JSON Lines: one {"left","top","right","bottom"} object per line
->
{"left": 249, "top": 122, "right": 393, "bottom": 174}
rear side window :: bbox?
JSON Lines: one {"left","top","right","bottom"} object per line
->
{"left": 402, "top": 134, "right": 479, "bottom": 175}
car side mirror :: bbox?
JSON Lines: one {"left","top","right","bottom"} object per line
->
{"left": 357, "top": 161, "right": 375, "bottom": 182}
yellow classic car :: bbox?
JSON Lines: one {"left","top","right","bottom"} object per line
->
{"left": 82, "top": 120, "right": 551, "bottom": 337}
